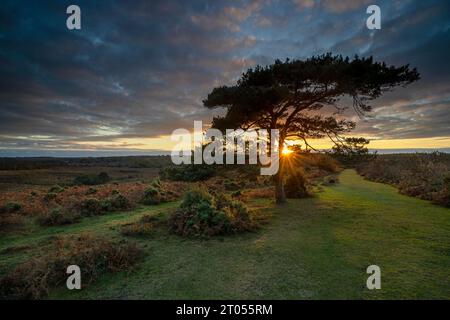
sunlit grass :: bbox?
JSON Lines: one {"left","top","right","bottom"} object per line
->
{"left": 1, "top": 170, "right": 449, "bottom": 299}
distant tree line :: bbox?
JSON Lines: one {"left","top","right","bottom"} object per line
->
{"left": 0, "top": 156, "right": 172, "bottom": 170}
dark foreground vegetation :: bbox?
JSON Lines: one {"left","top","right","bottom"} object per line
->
{"left": 357, "top": 152, "right": 450, "bottom": 207}
{"left": 0, "top": 153, "right": 339, "bottom": 298}
{"left": 0, "top": 156, "right": 171, "bottom": 170}
{"left": 0, "top": 153, "right": 449, "bottom": 299}
{"left": 0, "top": 234, "right": 140, "bottom": 299}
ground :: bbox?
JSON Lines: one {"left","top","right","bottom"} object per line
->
{"left": 1, "top": 169, "right": 449, "bottom": 299}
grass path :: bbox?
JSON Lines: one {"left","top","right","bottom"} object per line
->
{"left": 2, "top": 169, "right": 450, "bottom": 299}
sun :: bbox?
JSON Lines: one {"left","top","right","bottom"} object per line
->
{"left": 282, "top": 146, "right": 293, "bottom": 156}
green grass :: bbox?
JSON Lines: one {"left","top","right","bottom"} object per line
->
{"left": 1, "top": 169, "right": 449, "bottom": 299}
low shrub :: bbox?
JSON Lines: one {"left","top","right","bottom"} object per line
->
{"left": 106, "top": 194, "right": 130, "bottom": 211}
{"left": 432, "top": 176, "right": 450, "bottom": 207}
{"left": 323, "top": 175, "right": 339, "bottom": 185}
{"left": 73, "top": 172, "right": 110, "bottom": 186}
{"left": 43, "top": 192, "right": 58, "bottom": 203}
{"left": 141, "top": 179, "right": 167, "bottom": 205}
{"left": 169, "top": 189, "right": 255, "bottom": 238}
{"left": 38, "top": 193, "right": 132, "bottom": 227}
{"left": 37, "top": 208, "right": 81, "bottom": 226}
{"left": 432, "top": 189, "right": 450, "bottom": 207}
{"left": 285, "top": 170, "right": 309, "bottom": 198}
{"left": 48, "top": 185, "right": 65, "bottom": 194}
{"left": 231, "top": 190, "right": 242, "bottom": 198}
{"left": 85, "top": 187, "right": 97, "bottom": 195}
{"left": 0, "top": 234, "right": 140, "bottom": 299}
{"left": 121, "top": 214, "right": 165, "bottom": 237}
{"left": 312, "top": 154, "right": 340, "bottom": 173}
{"left": 79, "top": 198, "right": 104, "bottom": 216}
{"left": 141, "top": 186, "right": 162, "bottom": 205}
{"left": 151, "top": 178, "right": 161, "bottom": 188}
{"left": 0, "top": 202, "right": 22, "bottom": 214}
{"left": 160, "top": 164, "right": 215, "bottom": 182}
{"left": 77, "top": 194, "right": 130, "bottom": 216}
{"left": 121, "top": 222, "right": 155, "bottom": 237}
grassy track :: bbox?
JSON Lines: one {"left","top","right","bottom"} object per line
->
{"left": 1, "top": 169, "right": 449, "bottom": 299}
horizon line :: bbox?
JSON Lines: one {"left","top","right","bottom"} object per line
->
{"left": 1, "top": 147, "right": 450, "bottom": 158}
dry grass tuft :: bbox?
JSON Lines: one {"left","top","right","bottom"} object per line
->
{"left": 0, "top": 234, "right": 141, "bottom": 299}
{"left": 121, "top": 214, "right": 167, "bottom": 237}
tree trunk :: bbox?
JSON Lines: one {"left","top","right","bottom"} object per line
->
{"left": 269, "top": 127, "right": 286, "bottom": 204}
{"left": 274, "top": 152, "right": 286, "bottom": 204}
{"left": 275, "top": 172, "right": 286, "bottom": 204}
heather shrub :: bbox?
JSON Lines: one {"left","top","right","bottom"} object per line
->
{"left": 219, "top": 197, "right": 252, "bottom": 229}
{"left": 214, "top": 192, "right": 232, "bottom": 210}
{"left": 231, "top": 190, "right": 242, "bottom": 198}
{"left": 169, "top": 189, "right": 255, "bottom": 238}
{"left": 0, "top": 202, "right": 22, "bottom": 214}
{"left": 141, "top": 186, "right": 161, "bottom": 205}
{"left": 160, "top": 164, "right": 215, "bottom": 182}
{"left": 73, "top": 172, "right": 110, "bottom": 186}
{"left": 43, "top": 192, "right": 58, "bottom": 203}
{"left": 0, "top": 234, "right": 140, "bottom": 299}
{"left": 48, "top": 185, "right": 65, "bottom": 194}
{"left": 141, "top": 179, "right": 167, "bottom": 205}
{"left": 121, "top": 214, "right": 165, "bottom": 237}
{"left": 432, "top": 176, "right": 450, "bottom": 207}
{"left": 121, "top": 222, "right": 155, "bottom": 237}
{"left": 78, "top": 198, "right": 104, "bottom": 216}
{"left": 38, "top": 193, "right": 131, "bottom": 227}
{"left": 60, "top": 192, "right": 132, "bottom": 220}
{"left": 313, "top": 154, "right": 340, "bottom": 173}
{"left": 285, "top": 170, "right": 309, "bottom": 198}
{"left": 107, "top": 194, "right": 130, "bottom": 210}
{"left": 357, "top": 153, "right": 450, "bottom": 206}
{"left": 432, "top": 189, "right": 450, "bottom": 207}
{"left": 151, "top": 178, "right": 161, "bottom": 188}
{"left": 38, "top": 208, "right": 81, "bottom": 226}
{"left": 85, "top": 187, "right": 97, "bottom": 195}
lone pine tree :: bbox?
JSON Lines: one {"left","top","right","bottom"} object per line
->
{"left": 203, "top": 54, "right": 419, "bottom": 203}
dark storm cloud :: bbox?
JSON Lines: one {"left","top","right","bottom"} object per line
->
{"left": 0, "top": 0, "right": 449, "bottom": 152}
{"left": 0, "top": 0, "right": 256, "bottom": 148}
{"left": 328, "top": 0, "right": 450, "bottom": 139}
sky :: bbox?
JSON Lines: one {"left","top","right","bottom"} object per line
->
{"left": 1, "top": 0, "right": 450, "bottom": 156}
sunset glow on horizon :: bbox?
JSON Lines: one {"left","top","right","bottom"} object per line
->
{"left": 51, "top": 134, "right": 450, "bottom": 153}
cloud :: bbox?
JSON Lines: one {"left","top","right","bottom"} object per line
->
{"left": 0, "top": 0, "right": 449, "bottom": 153}
{"left": 293, "top": 0, "right": 372, "bottom": 12}
{"left": 293, "top": 0, "right": 315, "bottom": 10}
{"left": 190, "top": 0, "right": 265, "bottom": 32}
{"left": 321, "top": 0, "right": 372, "bottom": 13}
